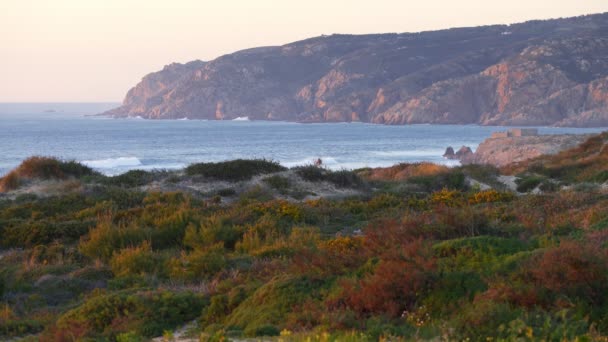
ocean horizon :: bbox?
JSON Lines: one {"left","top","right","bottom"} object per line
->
{"left": 1, "top": 103, "right": 606, "bottom": 176}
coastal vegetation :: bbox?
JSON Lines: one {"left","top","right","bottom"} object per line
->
{"left": 1, "top": 135, "right": 608, "bottom": 341}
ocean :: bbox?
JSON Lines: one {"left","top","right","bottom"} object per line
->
{"left": 1, "top": 103, "right": 606, "bottom": 176}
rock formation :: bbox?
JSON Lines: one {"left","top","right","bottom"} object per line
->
{"left": 104, "top": 13, "right": 608, "bottom": 127}
{"left": 443, "top": 147, "right": 456, "bottom": 159}
{"left": 455, "top": 146, "right": 474, "bottom": 159}
{"left": 458, "top": 134, "right": 595, "bottom": 167}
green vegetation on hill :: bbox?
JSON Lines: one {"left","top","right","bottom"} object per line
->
{"left": 0, "top": 151, "right": 608, "bottom": 340}
{"left": 185, "top": 159, "right": 286, "bottom": 181}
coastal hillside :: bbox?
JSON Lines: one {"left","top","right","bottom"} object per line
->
{"left": 2, "top": 146, "right": 608, "bottom": 340}
{"left": 104, "top": 13, "right": 608, "bottom": 126}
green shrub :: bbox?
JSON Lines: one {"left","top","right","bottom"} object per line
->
{"left": 239, "top": 185, "right": 274, "bottom": 203}
{"left": 591, "top": 170, "right": 608, "bottom": 183}
{"left": 327, "top": 170, "right": 363, "bottom": 188}
{"left": 226, "top": 276, "right": 328, "bottom": 337}
{"left": 110, "top": 241, "right": 158, "bottom": 277}
{"left": 55, "top": 290, "right": 206, "bottom": 338}
{"left": 295, "top": 166, "right": 363, "bottom": 188}
{"left": 201, "top": 294, "right": 229, "bottom": 324}
{"left": 539, "top": 180, "right": 559, "bottom": 192}
{"left": 186, "top": 159, "right": 286, "bottom": 181}
{"left": 409, "top": 170, "right": 467, "bottom": 192}
{"left": 58, "top": 160, "right": 99, "bottom": 178}
{"left": 459, "top": 164, "right": 502, "bottom": 188}
{"left": 263, "top": 175, "right": 291, "bottom": 193}
{"left": 0, "top": 219, "right": 94, "bottom": 248}
{"left": 245, "top": 324, "right": 280, "bottom": 337}
{"left": 170, "top": 243, "right": 227, "bottom": 280}
{"left": 116, "top": 331, "right": 145, "bottom": 342}
{"left": 79, "top": 216, "right": 148, "bottom": 262}
{"left": 453, "top": 300, "right": 523, "bottom": 339}
{"left": 0, "top": 319, "right": 44, "bottom": 338}
{"left": 103, "top": 170, "right": 155, "bottom": 187}
{"left": 516, "top": 175, "right": 544, "bottom": 193}
{"left": 294, "top": 165, "right": 326, "bottom": 182}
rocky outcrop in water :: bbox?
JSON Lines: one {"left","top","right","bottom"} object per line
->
{"left": 104, "top": 13, "right": 608, "bottom": 127}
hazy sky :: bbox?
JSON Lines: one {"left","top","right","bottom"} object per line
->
{"left": 1, "top": 0, "right": 607, "bottom": 102}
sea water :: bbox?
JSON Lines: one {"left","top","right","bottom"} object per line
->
{"left": 1, "top": 103, "right": 605, "bottom": 176}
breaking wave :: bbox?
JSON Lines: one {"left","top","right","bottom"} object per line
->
{"left": 82, "top": 157, "right": 142, "bottom": 169}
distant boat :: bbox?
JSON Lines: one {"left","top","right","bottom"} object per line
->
{"left": 232, "top": 116, "right": 250, "bottom": 121}
{"left": 43, "top": 109, "right": 56, "bottom": 113}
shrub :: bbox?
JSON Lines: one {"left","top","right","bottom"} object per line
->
{"left": 79, "top": 215, "right": 148, "bottom": 262}
{"left": 361, "top": 162, "right": 449, "bottom": 181}
{"left": 453, "top": 299, "right": 523, "bottom": 339}
{"left": 0, "top": 172, "right": 20, "bottom": 192}
{"left": 468, "top": 189, "right": 514, "bottom": 205}
{"left": 0, "top": 319, "right": 44, "bottom": 338}
{"left": 263, "top": 175, "right": 291, "bottom": 193}
{"left": 201, "top": 294, "right": 229, "bottom": 324}
{"left": 186, "top": 159, "right": 286, "bottom": 181}
{"left": 169, "top": 243, "right": 227, "bottom": 280}
{"left": 409, "top": 170, "right": 467, "bottom": 192}
{"left": 0, "top": 157, "right": 97, "bottom": 192}
{"left": 184, "top": 216, "right": 243, "bottom": 250}
{"left": 15, "top": 157, "right": 95, "bottom": 180}
{"left": 539, "top": 180, "right": 559, "bottom": 192}
{"left": 55, "top": 290, "right": 206, "bottom": 339}
{"left": 295, "top": 166, "right": 363, "bottom": 188}
{"left": 226, "top": 276, "right": 328, "bottom": 337}
{"left": 116, "top": 331, "right": 144, "bottom": 342}
{"left": 592, "top": 170, "right": 608, "bottom": 183}
{"left": 339, "top": 237, "right": 436, "bottom": 318}
{"left": 103, "top": 170, "right": 155, "bottom": 187}
{"left": 294, "top": 165, "right": 326, "bottom": 182}
{"left": 515, "top": 175, "right": 544, "bottom": 193}
{"left": 110, "top": 241, "right": 158, "bottom": 277}
{"left": 327, "top": 170, "right": 363, "bottom": 188}
{"left": 530, "top": 240, "right": 608, "bottom": 303}
{"left": 239, "top": 185, "right": 274, "bottom": 203}
{"left": 0, "top": 219, "right": 94, "bottom": 248}
{"left": 245, "top": 324, "right": 280, "bottom": 337}
{"left": 460, "top": 164, "right": 501, "bottom": 186}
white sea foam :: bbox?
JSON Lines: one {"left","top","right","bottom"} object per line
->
{"left": 435, "top": 159, "right": 462, "bottom": 167}
{"left": 281, "top": 156, "right": 393, "bottom": 171}
{"left": 371, "top": 149, "right": 446, "bottom": 157}
{"left": 82, "top": 157, "right": 142, "bottom": 169}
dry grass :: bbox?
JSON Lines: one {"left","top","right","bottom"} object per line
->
{"left": 0, "top": 171, "right": 21, "bottom": 192}
{"left": 361, "top": 162, "right": 449, "bottom": 181}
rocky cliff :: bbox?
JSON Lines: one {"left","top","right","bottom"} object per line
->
{"left": 460, "top": 134, "right": 594, "bottom": 167}
{"left": 104, "top": 13, "right": 608, "bottom": 126}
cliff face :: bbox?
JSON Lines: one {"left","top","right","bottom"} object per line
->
{"left": 105, "top": 13, "right": 608, "bottom": 126}
{"left": 461, "top": 134, "right": 594, "bottom": 167}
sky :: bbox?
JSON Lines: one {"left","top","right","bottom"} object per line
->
{"left": 1, "top": 0, "right": 607, "bottom": 102}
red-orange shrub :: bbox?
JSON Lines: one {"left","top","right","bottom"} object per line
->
{"left": 531, "top": 240, "right": 608, "bottom": 303}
